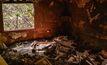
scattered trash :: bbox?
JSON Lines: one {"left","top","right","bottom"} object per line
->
{"left": 1, "top": 36, "right": 107, "bottom": 65}
{"left": 102, "top": 59, "right": 107, "bottom": 65}
{"left": 35, "top": 57, "right": 52, "bottom": 65}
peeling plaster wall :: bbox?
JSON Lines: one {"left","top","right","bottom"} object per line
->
{"left": 34, "top": 0, "right": 63, "bottom": 38}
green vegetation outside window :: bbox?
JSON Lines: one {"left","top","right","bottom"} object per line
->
{"left": 2, "top": 3, "right": 34, "bottom": 31}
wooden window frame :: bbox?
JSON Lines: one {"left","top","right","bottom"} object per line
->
{"left": 1, "top": 0, "right": 35, "bottom": 32}
{"left": 3, "top": 0, "right": 32, "bottom": 3}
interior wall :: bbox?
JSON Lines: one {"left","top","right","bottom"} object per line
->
{"left": 0, "top": 0, "right": 107, "bottom": 49}
{"left": 0, "top": 0, "right": 65, "bottom": 45}
{"left": 69, "top": 0, "right": 107, "bottom": 49}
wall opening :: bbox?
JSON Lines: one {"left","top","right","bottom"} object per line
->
{"left": 2, "top": 3, "right": 34, "bottom": 31}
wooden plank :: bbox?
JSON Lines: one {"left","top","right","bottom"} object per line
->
{"left": 3, "top": 0, "right": 32, "bottom": 3}
{"left": 0, "top": 55, "right": 8, "bottom": 65}
{"left": 0, "top": 1, "right": 4, "bottom": 32}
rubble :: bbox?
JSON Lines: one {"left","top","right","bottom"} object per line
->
{"left": 100, "top": 50, "right": 107, "bottom": 58}
{"left": 35, "top": 57, "right": 52, "bottom": 65}
{"left": 0, "top": 55, "right": 8, "bottom": 65}
{"left": 1, "top": 36, "right": 107, "bottom": 65}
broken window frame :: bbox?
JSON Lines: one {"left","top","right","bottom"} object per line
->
{"left": 1, "top": 0, "right": 35, "bottom": 32}
{"left": 0, "top": 1, "right": 3, "bottom": 32}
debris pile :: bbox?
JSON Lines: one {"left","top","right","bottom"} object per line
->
{"left": 1, "top": 36, "right": 107, "bottom": 65}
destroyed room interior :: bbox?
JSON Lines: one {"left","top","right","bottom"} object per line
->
{"left": 0, "top": 0, "right": 107, "bottom": 65}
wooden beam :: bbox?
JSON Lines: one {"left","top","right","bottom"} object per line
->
{"left": 0, "top": 1, "right": 4, "bottom": 32}
{"left": 3, "top": 0, "right": 32, "bottom": 3}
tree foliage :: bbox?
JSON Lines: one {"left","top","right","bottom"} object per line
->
{"left": 2, "top": 3, "right": 34, "bottom": 31}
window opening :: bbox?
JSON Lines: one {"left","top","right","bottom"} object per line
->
{"left": 2, "top": 3, "right": 34, "bottom": 31}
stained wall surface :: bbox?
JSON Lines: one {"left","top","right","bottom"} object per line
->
{"left": 0, "top": 0, "right": 107, "bottom": 49}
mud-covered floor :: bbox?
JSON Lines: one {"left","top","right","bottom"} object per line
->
{"left": 1, "top": 36, "right": 107, "bottom": 65}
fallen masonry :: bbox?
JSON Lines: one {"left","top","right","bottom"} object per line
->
{"left": 1, "top": 36, "right": 107, "bottom": 65}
